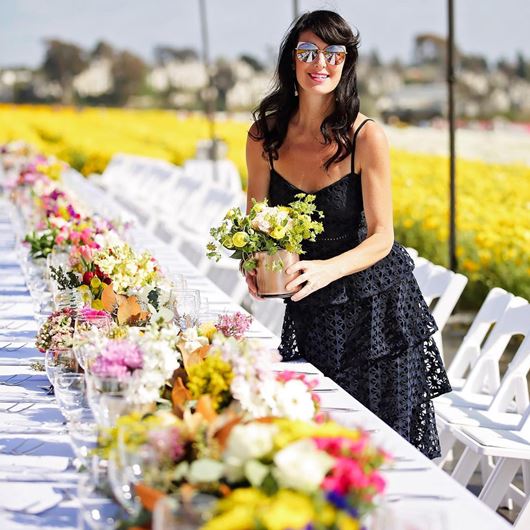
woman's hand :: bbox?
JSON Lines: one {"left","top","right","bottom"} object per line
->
{"left": 243, "top": 267, "right": 264, "bottom": 300}
{"left": 285, "top": 259, "right": 337, "bottom": 302}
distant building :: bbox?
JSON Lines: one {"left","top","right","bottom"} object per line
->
{"left": 73, "top": 58, "right": 113, "bottom": 97}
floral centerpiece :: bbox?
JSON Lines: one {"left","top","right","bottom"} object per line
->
{"left": 172, "top": 333, "right": 320, "bottom": 422}
{"left": 88, "top": 324, "right": 182, "bottom": 407}
{"left": 100, "top": 409, "right": 388, "bottom": 530}
{"left": 35, "top": 307, "right": 76, "bottom": 352}
{"left": 207, "top": 194, "right": 324, "bottom": 297}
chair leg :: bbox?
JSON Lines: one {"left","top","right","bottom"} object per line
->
{"left": 479, "top": 455, "right": 494, "bottom": 486}
{"left": 451, "top": 447, "right": 482, "bottom": 486}
{"left": 514, "top": 490, "right": 530, "bottom": 530}
{"left": 523, "top": 461, "right": 530, "bottom": 493}
{"left": 479, "top": 458, "right": 520, "bottom": 509}
{"left": 436, "top": 425, "right": 456, "bottom": 467}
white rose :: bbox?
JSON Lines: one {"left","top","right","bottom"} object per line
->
{"left": 274, "top": 379, "right": 316, "bottom": 421}
{"left": 224, "top": 423, "right": 277, "bottom": 464}
{"left": 273, "top": 439, "right": 334, "bottom": 493}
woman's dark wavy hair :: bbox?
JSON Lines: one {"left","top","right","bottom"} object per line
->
{"left": 251, "top": 10, "right": 360, "bottom": 171}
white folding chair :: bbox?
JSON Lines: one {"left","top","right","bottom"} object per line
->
{"left": 436, "top": 301, "right": 530, "bottom": 465}
{"left": 446, "top": 287, "right": 516, "bottom": 390}
{"left": 421, "top": 265, "right": 468, "bottom": 360}
{"left": 447, "top": 331, "right": 530, "bottom": 526}
{"left": 412, "top": 256, "right": 434, "bottom": 292}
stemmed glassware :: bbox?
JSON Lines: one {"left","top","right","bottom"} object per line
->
{"left": 173, "top": 289, "right": 200, "bottom": 330}
{"left": 73, "top": 313, "right": 112, "bottom": 370}
{"left": 54, "top": 372, "right": 87, "bottom": 422}
{"left": 44, "top": 347, "right": 78, "bottom": 390}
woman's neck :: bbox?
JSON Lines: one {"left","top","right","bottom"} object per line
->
{"left": 292, "top": 92, "right": 335, "bottom": 138}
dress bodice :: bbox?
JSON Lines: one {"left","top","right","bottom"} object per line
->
{"left": 269, "top": 168, "right": 364, "bottom": 261}
{"left": 266, "top": 124, "right": 415, "bottom": 306}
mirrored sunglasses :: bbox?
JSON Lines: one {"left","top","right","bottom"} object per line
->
{"left": 295, "top": 42, "right": 347, "bottom": 66}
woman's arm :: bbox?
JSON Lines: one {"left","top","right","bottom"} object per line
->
{"left": 286, "top": 121, "right": 395, "bottom": 301}
{"left": 246, "top": 123, "right": 270, "bottom": 213}
{"left": 244, "top": 124, "right": 271, "bottom": 298}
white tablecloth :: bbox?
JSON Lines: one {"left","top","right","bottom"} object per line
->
{"left": 0, "top": 177, "right": 512, "bottom": 529}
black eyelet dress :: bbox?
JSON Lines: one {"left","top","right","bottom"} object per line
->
{"left": 268, "top": 118, "right": 452, "bottom": 459}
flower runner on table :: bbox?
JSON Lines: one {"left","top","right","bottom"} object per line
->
{"left": 1, "top": 141, "right": 390, "bottom": 530}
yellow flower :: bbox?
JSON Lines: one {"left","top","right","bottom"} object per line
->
{"left": 270, "top": 226, "right": 287, "bottom": 240}
{"left": 198, "top": 321, "right": 217, "bottom": 342}
{"left": 261, "top": 490, "right": 314, "bottom": 530}
{"left": 187, "top": 353, "right": 234, "bottom": 411}
{"left": 232, "top": 231, "right": 249, "bottom": 248}
{"left": 222, "top": 236, "right": 234, "bottom": 249}
{"left": 90, "top": 276, "right": 102, "bottom": 289}
{"left": 462, "top": 259, "right": 479, "bottom": 272}
{"left": 91, "top": 299, "right": 104, "bottom": 310}
{"left": 337, "top": 512, "right": 361, "bottom": 530}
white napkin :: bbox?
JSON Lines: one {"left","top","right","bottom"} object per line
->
{"left": 0, "top": 454, "right": 70, "bottom": 473}
{"left": 0, "top": 277, "right": 26, "bottom": 287}
{"left": 0, "top": 403, "right": 65, "bottom": 432}
{"left": 0, "top": 482, "right": 63, "bottom": 513}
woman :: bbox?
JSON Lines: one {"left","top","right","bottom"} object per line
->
{"left": 245, "top": 10, "right": 451, "bottom": 458}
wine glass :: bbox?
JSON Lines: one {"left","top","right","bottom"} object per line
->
{"left": 173, "top": 289, "right": 200, "bottom": 330}
{"left": 78, "top": 471, "right": 124, "bottom": 530}
{"left": 73, "top": 314, "right": 111, "bottom": 370}
{"left": 85, "top": 374, "right": 132, "bottom": 427}
{"left": 44, "top": 347, "right": 77, "bottom": 388}
{"left": 54, "top": 372, "right": 87, "bottom": 421}
{"left": 153, "top": 494, "right": 217, "bottom": 530}
{"left": 67, "top": 410, "right": 99, "bottom": 468}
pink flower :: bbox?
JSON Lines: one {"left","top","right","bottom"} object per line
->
{"left": 215, "top": 312, "right": 253, "bottom": 339}
{"left": 276, "top": 371, "right": 318, "bottom": 390}
{"left": 322, "top": 457, "right": 370, "bottom": 495}
{"left": 80, "top": 228, "right": 93, "bottom": 244}
{"left": 369, "top": 471, "right": 386, "bottom": 494}
{"left": 78, "top": 245, "right": 95, "bottom": 263}
{"left": 78, "top": 305, "right": 111, "bottom": 323}
{"left": 91, "top": 339, "right": 144, "bottom": 380}
{"left": 69, "top": 231, "right": 81, "bottom": 244}
{"left": 148, "top": 426, "right": 185, "bottom": 461}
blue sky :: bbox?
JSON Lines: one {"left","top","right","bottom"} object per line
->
{"left": 1, "top": 0, "right": 529, "bottom": 68}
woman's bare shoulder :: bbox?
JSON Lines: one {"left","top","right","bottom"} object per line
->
{"left": 354, "top": 115, "right": 387, "bottom": 147}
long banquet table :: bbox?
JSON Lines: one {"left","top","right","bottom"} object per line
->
{"left": 0, "top": 170, "right": 512, "bottom": 529}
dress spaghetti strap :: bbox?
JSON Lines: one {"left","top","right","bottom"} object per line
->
{"left": 351, "top": 118, "right": 374, "bottom": 174}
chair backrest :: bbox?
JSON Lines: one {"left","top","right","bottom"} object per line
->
{"left": 413, "top": 257, "right": 435, "bottom": 292}
{"left": 423, "top": 265, "right": 468, "bottom": 331}
{"left": 464, "top": 299, "right": 530, "bottom": 399}
{"left": 447, "top": 287, "right": 515, "bottom": 380}
{"left": 183, "top": 159, "right": 242, "bottom": 194}
{"left": 406, "top": 247, "right": 419, "bottom": 262}
{"left": 488, "top": 322, "right": 530, "bottom": 416}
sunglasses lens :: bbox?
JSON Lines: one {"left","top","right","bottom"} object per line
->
{"left": 296, "top": 46, "right": 318, "bottom": 63}
{"left": 324, "top": 51, "right": 346, "bottom": 65}
{"left": 295, "top": 43, "right": 347, "bottom": 64}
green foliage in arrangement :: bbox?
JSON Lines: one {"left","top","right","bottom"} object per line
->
{"left": 207, "top": 194, "right": 324, "bottom": 271}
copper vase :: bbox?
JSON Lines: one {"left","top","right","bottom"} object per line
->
{"left": 255, "top": 250, "right": 301, "bottom": 298}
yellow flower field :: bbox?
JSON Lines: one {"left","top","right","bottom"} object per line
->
{"left": 1, "top": 104, "right": 528, "bottom": 306}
